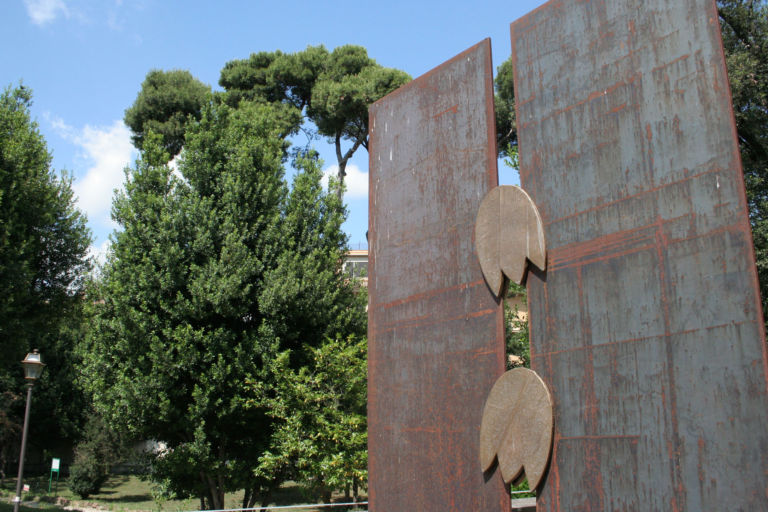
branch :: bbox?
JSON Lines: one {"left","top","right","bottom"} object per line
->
{"left": 719, "top": 5, "right": 758, "bottom": 51}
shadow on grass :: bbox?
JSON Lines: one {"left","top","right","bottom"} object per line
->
{"left": 99, "top": 475, "right": 132, "bottom": 489}
{"left": 97, "top": 493, "right": 152, "bottom": 503}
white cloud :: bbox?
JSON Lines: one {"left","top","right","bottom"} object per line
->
{"left": 168, "top": 153, "right": 184, "bottom": 182}
{"left": 321, "top": 163, "right": 368, "bottom": 200}
{"left": 24, "top": 0, "right": 136, "bottom": 29}
{"left": 48, "top": 117, "right": 133, "bottom": 270}
{"left": 49, "top": 116, "right": 134, "bottom": 230}
{"left": 87, "top": 238, "right": 111, "bottom": 269}
{"left": 24, "top": 0, "right": 69, "bottom": 25}
{"left": 72, "top": 121, "right": 134, "bottom": 224}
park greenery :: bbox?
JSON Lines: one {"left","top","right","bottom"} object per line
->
{"left": 80, "top": 47, "right": 380, "bottom": 506}
{"left": 0, "top": 84, "right": 91, "bottom": 485}
{"left": 1, "top": 1, "right": 767, "bottom": 509}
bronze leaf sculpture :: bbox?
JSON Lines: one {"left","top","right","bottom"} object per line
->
{"left": 479, "top": 368, "right": 553, "bottom": 490}
{"left": 474, "top": 185, "right": 546, "bottom": 297}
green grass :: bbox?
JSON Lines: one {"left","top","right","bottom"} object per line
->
{"left": 0, "top": 476, "right": 366, "bottom": 512}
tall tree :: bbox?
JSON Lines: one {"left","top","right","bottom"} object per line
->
{"left": 220, "top": 45, "right": 411, "bottom": 200}
{"left": 0, "top": 84, "right": 91, "bottom": 473}
{"left": 81, "top": 95, "right": 365, "bottom": 509}
{"left": 124, "top": 70, "right": 211, "bottom": 160}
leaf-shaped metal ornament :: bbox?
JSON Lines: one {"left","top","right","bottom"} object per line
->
{"left": 479, "top": 368, "right": 553, "bottom": 490}
{"left": 474, "top": 185, "right": 546, "bottom": 297}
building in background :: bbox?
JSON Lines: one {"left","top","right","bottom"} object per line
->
{"left": 343, "top": 249, "right": 368, "bottom": 286}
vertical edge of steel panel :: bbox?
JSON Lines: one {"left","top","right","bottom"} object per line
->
{"left": 510, "top": 1, "right": 768, "bottom": 510}
{"left": 367, "top": 39, "right": 511, "bottom": 512}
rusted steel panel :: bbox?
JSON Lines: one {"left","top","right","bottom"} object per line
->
{"left": 368, "top": 39, "right": 510, "bottom": 512}
{"left": 511, "top": 1, "right": 768, "bottom": 510}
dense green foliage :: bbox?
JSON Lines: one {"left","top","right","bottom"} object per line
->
{"left": 68, "top": 458, "right": 106, "bottom": 500}
{"left": 68, "top": 415, "right": 125, "bottom": 498}
{"left": 505, "top": 284, "right": 530, "bottom": 370}
{"left": 83, "top": 88, "right": 365, "bottom": 507}
{"left": 253, "top": 335, "right": 368, "bottom": 504}
{"left": 108, "top": 50, "right": 405, "bottom": 505}
{"left": 124, "top": 70, "right": 210, "bottom": 160}
{"left": 0, "top": 85, "right": 91, "bottom": 479}
{"left": 494, "top": 58, "right": 516, "bottom": 159}
{"left": 126, "top": 47, "right": 409, "bottom": 200}
{"left": 220, "top": 45, "right": 410, "bottom": 199}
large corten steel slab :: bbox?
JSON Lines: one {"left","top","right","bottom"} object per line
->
{"left": 368, "top": 39, "right": 510, "bottom": 512}
{"left": 511, "top": 0, "right": 768, "bottom": 510}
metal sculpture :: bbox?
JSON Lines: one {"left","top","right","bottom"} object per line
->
{"left": 510, "top": 0, "right": 768, "bottom": 509}
{"left": 368, "top": 39, "right": 510, "bottom": 511}
{"left": 475, "top": 185, "right": 552, "bottom": 491}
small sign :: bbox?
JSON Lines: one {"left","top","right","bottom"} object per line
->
{"left": 49, "top": 458, "right": 61, "bottom": 493}
{"left": 23, "top": 484, "right": 30, "bottom": 492}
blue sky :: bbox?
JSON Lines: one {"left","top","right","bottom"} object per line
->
{"left": 2, "top": 0, "right": 544, "bottom": 263}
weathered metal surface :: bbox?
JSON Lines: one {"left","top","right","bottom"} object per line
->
{"left": 479, "top": 368, "right": 553, "bottom": 490}
{"left": 367, "top": 39, "right": 510, "bottom": 511}
{"left": 511, "top": 497, "right": 537, "bottom": 511}
{"left": 510, "top": 0, "right": 768, "bottom": 510}
{"left": 475, "top": 185, "right": 547, "bottom": 295}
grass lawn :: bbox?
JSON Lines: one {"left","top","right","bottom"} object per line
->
{"left": 0, "top": 475, "right": 366, "bottom": 512}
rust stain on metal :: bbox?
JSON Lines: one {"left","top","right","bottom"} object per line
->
{"left": 474, "top": 185, "right": 547, "bottom": 296}
{"left": 367, "top": 39, "right": 510, "bottom": 511}
{"left": 511, "top": 0, "right": 768, "bottom": 510}
{"left": 479, "top": 368, "right": 553, "bottom": 490}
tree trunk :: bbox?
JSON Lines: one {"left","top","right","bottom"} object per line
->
{"left": 200, "top": 472, "right": 223, "bottom": 510}
{"left": 334, "top": 132, "right": 363, "bottom": 203}
{"left": 247, "top": 488, "right": 263, "bottom": 509}
{"left": 320, "top": 486, "right": 332, "bottom": 504}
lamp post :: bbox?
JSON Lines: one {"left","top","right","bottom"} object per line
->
{"left": 13, "top": 350, "right": 45, "bottom": 512}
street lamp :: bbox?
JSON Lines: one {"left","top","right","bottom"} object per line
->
{"left": 13, "top": 350, "right": 45, "bottom": 512}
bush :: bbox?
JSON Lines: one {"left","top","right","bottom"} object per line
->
{"left": 67, "top": 414, "right": 126, "bottom": 498}
{"left": 68, "top": 453, "right": 108, "bottom": 498}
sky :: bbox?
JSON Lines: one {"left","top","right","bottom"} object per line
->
{"left": 2, "top": 0, "right": 546, "bottom": 264}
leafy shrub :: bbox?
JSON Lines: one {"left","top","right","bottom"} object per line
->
{"left": 69, "top": 453, "right": 108, "bottom": 498}
{"left": 68, "top": 414, "right": 126, "bottom": 498}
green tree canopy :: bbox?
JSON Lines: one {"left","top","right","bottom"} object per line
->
{"left": 494, "top": 58, "right": 516, "bottom": 159}
{"left": 124, "top": 70, "right": 210, "bottom": 160}
{"left": 82, "top": 95, "right": 365, "bottom": 509}
{"left": 0, "top": 84, "right": 92, "bottom": 473}
{"left": 220, "top": 45, "right": 411, "bottom": 199}
{"left": 253, "top": 335, "right": 367, "bottom": 505}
